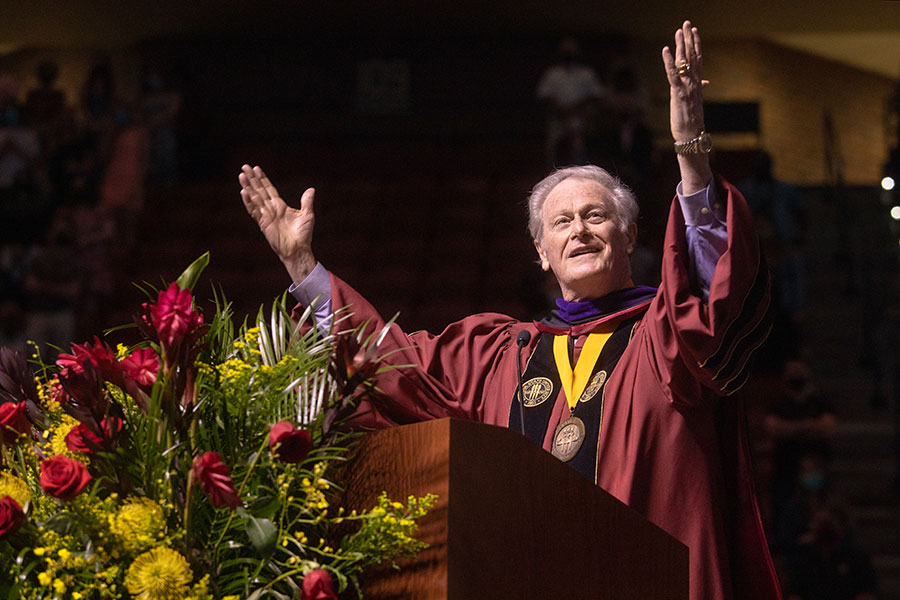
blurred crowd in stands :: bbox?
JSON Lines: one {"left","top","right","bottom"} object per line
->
{"left": 536, "top": 37, "right": 653, "bottom": 197}
{"left": 0, "top": 37, "right": 888, "bottom": 599}
{"left": 0, "top": 56, "right": 180, "bottom": 360}
{"left": 738, "top": 154, "right": 880, "bottom": 600}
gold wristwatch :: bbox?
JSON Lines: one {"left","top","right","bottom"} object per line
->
{"left": 674, "top": 130, "right": 712, "bottom": 155}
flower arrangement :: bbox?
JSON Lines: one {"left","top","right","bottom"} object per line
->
{"left": 0, "top": 254, "right": 435, "bottom": 600}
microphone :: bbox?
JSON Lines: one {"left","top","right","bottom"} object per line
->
{"left": 515, "top": 330, "right": 532, "bottom": 435}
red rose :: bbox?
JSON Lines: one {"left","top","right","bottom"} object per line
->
{"left": 40, "top": 455, "right": 92, "bottom": 500}
{"left": 0, "top": 401, "right": 30, "bottom": 444}
{"left": 120, "top": 348, "right": 159, "bottom": 387}
{"left": 0, "top": 496, "right": 25, "bottom": 538}
{"left": 65, "top": 423, "right": 102, "bottom": 453}
{"left": 193, "top": 451, "right": 241, "bottom": 509}
{"left": 64, "top": 417, "right": 123, "bottom": 453}
{"left": 301, "top": 569, "right": 337, "bottom": 600}
{"left": 269, "top": 422, "right": 312, "bottom": 464}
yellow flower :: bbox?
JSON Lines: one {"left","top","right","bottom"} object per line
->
{"left": 0, "top": 472, "right": 31, "bottom": 507}
{"left": 52, "top": 578, "right": 66, "bottom": 594}
{"left": 110, "top": 497, "right": 166, "bottom": 553}
{"left": 38, "top": 571, "right": 52, "bottom": 586}
{"left": 48, "top": 415, "right": 86, "bottom": 460}
{"left": 125, "top": 547, "right": 193, "bottom": 600}
{"left": 187, "top": 574, "right": 213, "bottom": 600}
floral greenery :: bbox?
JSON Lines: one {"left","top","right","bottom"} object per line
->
{"left": 0, "top": 254, "right": 435, "bottom": 600}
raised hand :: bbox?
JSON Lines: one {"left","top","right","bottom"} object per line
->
{"left": 662, "top": 20, "right": 706, "bottom": 141}
{"left": 661, "top": 20, "right": 712, "bottom": 194}
{"left": 239, "top": 164, "right": 317, "bottom": 283}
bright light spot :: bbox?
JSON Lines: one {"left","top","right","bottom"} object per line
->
{"left": 892, "top": 206, "right": 900, "bottom": 221}
{"left": 883, "top": 176, "right": 896, "bottom": 191}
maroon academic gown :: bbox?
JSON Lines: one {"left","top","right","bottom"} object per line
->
{"left": 318, "top": 177, "right": 781, "bottom": 600}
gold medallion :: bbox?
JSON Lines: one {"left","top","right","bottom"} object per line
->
{"left": 521, "top": 377, "right": 553, "bottom": 407}
{"left": 579, "top": 370, "right": 607, "bottom": 403}
{"left": 551, "top": 416, "right": 585, "bottom": 462}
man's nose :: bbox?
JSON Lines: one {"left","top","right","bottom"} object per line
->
{"left": 571, "top": 215, "right": 587, "bottom": 235}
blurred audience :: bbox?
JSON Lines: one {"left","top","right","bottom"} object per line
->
{"left": 765, "top": 360, "right": 837, "bottom": 529}
{"left": 0, "top": 55, "right": 179, "bottom": 358}
{"left": 596, "top": 64, "right": 653, "bottom": 194}
{"left": 140, "top": 64, "right": 180, "bottom": 186}
{"left": 22, "top": 208, "right": 81, "bottom": 361}
{"left": 24, "top": 60, "right": 74, "bottom": 157}
{"left": 0, "top": 71, "right": 52, "bottom": 245}
{"left": 80, "top": 56, "right": 117, "bottom": 175}
{"left": 536, "top": 37, "right": 604, "bottom": 168}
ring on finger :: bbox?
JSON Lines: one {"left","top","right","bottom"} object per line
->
{"left": 676, "top": 62, "right": 691, "bottom": 76}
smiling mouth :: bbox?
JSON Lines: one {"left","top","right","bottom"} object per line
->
{"left": 569, "top": 248, "right": 600, "bottom": 258}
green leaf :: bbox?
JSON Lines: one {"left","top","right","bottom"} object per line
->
{"left": 43, "top": 512, "right": 74, "bottom": 534}
{"left": 246, "top": 515, "right": 278, "bottom": 555}
{"left": 247, "top": 495, "right": 281, "bottom": 520}
{"left": 176, "top": 252, "right": 210, "bottom": 291}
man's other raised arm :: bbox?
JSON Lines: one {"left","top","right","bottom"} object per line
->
{"left": 239, "top": 164, "right": 318, "bottom": 284}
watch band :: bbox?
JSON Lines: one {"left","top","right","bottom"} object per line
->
{"left": 674, "top": 130, "right": 712, "bottom": 155}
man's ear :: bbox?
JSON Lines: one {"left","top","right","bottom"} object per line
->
{"left": 625, "top": 223, "right": 638, "bottom": 255}
{"left": 534, "top": 239, "right": 551, "bottom": 271}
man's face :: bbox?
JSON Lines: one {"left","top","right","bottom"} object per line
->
{"left": 534, "top": 178, "right": 636, "bottom": 302}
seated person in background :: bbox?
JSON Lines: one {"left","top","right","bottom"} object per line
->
{"left": 774, "top": 449, "right": 833, "bottom": 554}
{"left": 765, "top": 360, "right": 836, "bottom": 524}
{"left": 241, "top": 22, "right": 779, "bottom": 600}
{"left": 536, "top": 36, "right": 604, "bottom": 167}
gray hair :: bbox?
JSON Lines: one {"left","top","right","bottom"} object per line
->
{"left": 527, "top": 165, "right": 638, "bottom": 242}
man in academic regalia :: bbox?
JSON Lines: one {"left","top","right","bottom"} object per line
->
{"left": 240, "top": 21, "right": 781, "bottom": 600}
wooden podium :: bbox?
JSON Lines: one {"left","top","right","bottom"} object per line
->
{"left": 342, "top": 418, "right": 688, "bottom": 599}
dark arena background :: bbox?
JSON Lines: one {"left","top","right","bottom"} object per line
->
{"left": 2, "top": 2, "right": 900, "bottom": 597}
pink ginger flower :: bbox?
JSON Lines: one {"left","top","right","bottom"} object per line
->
{"left": 150, "top": 283, "right": 204, "bottom": 349}
{"left": 120, "top": 348, "right": 160, "bottom": 387}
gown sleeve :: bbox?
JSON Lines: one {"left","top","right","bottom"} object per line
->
{"left": 321, "top": 274, "right": 523, "bottom": 428}
{"left": 643, "top": 175, "right": 772, "bottom": 405}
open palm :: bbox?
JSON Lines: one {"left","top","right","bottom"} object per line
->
{"left": 239, "top": 164, "right": 317, "bottom": 281}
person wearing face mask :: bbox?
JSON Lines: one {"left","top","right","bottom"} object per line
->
{"left": 774, "top": 451, "right": 831, "bottom": 553}
{"left": 765, "top": 360, "right": 837, "bottom": 528}
{"left": 241, "top": 22, "right": 780, "bottom": 600}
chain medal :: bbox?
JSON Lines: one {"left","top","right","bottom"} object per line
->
{"left": 552, "top": 416, "right": 586, "bottom": 461}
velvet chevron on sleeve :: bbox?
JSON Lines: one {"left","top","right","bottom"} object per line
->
{"left": 649, "top": 175, "right": 773, "bottom": 404}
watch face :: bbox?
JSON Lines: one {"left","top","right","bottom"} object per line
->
{"left": 698, "top": 133, "right": 712, "bottom": 153}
